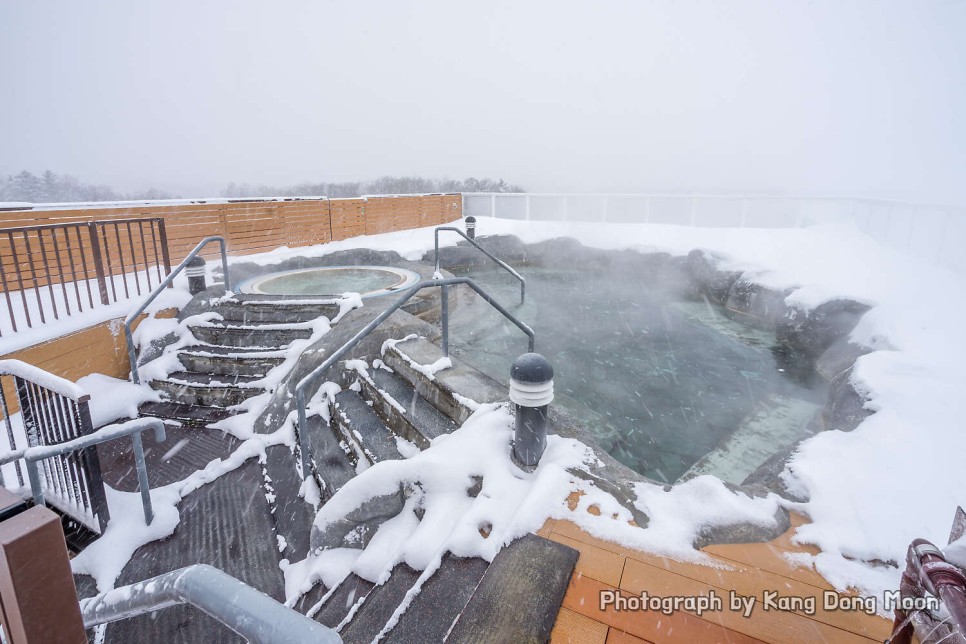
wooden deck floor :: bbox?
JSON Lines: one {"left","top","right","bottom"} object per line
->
{"left": 543, "top": 512, "right": 893, "bottom": 643}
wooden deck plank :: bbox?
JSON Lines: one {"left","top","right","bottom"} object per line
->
{"left": 550, "top": 607, "right": 610, "bottom": 644}
{"left": 562, "top": 574, "right": 765, "bottom": 644}
{"left": 620, "top": 558, "right": 886, "bottom": 643}
{"left": 549, "top": 533, "right": 626, "bottom": 587}
{"left": 606, "top": 628, "right": 654, "bottom": 644}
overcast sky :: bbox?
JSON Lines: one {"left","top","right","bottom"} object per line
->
{"left": 1, "top": 1, "right": 964, "bottom": 204}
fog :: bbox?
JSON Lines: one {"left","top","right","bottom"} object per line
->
{"left": 1, "top": 0, "right": 964, "bottom": 204}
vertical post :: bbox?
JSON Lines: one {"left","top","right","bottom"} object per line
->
{"left": 465, "top": 216, "right": 476, "bottom": 240}
{"left": 186, "top": 256, "right": 208, "bottom": 295}
{"left": 602, "top": 196, "right": 608, "bottom": 223}
{"left": 525, "top": 195, "right": 531, "bottom": 221}
{"left": 441, "top": 284, "right": 450, "bottom": 357}
{"left": 87, "top": 221, "right": 110, "bottom": 305}
{"left": 0, "top": 503, "right": 87, "bottom": 643}
{"left": 509, "top": 353, "right": 553, "bottom": 467}
{"left": 561, "top": 195, "right": 568, "bottom": 222}
{"left": 131, "top": 431, "right": 154, "bottom": 525}
{"left": 689, "top": 196, "right": 697, "bottom": 226}
{"left": 490, "top": 193, "right": 496, "bottom": 218}
{"left": 155, "top": 219, "right": 172, "bottom": 286}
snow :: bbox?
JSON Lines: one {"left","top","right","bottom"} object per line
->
{"left": 237, "top": 218, "right": 966, "bottom": 609}
{"left": 10, "top": 215, "right": 964, "bottom": 612}
{"left": 286, "top": 405, "right": 785, "bottom": 615}
{"left": 0, "top": 358, "right": 87, "bottom": 399}
{"left": 0, "top": 270, "right": 192, "bottom": 355}
{"left": 76, "top": 373, "right": 160, "bottom": 427}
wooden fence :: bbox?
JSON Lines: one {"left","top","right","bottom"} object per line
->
{"left": 0, "top": 194, "right": 462, "bottom": 265}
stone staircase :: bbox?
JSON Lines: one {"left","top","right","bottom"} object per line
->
{"left": 130, "top": 293, "right": 578, "bottom": 641}
{"left": 138, "top": 295, "right": 341, "bottom": 429}
{"left": 301, "top": 533, "right": 577, "bottom": 643}
{"left": 294, "top": 334, "right": 578, "bottom": 641}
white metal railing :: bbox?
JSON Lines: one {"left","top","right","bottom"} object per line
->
{"left": 462, "top": 193, "right": 966, "bottom": 272}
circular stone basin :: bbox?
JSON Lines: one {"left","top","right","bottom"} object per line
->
{"left": 241, "top": 266, "right": 421, "bottom": 298}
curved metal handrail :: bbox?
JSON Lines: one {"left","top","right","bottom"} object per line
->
{"left": 80, "top": 564, "right": 340, "bottom": 643}
{"left": 124, "top": 236, "right": 231, "bottom": 384}
{"left": 294, "top": 277, "right": 534, "bottom": 479}
{"left": 434, "top": 227, "right": 525, "bottom": 304}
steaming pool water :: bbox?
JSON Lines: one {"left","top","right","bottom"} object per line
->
{"left": 448, "top": 266, "right": 826, "bottom": 485}
{"left": 240, "top": 266, "right": 421, "bottom": 298}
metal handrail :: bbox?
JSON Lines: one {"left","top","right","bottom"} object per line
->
{"left": 294, "top": 277, "right": 534, "bottom": 479}
{"left": 80, "top": 564, "right": 341, "bottom": 643}
{"left": 124, "top": 236, "right": 231, "bottom": 384}
{"left": 434, "top": 227, "right": 525, "bottom": 304}
{"left": 0, "top": 417, "right": 166, "bottom": 525}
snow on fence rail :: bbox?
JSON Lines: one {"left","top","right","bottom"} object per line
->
{"left": 463, "top": 193, "right": 966, "bottom": 272}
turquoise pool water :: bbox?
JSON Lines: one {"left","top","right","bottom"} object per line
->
{"left": 448, "top": 266, "right": 825, "bottom": 484}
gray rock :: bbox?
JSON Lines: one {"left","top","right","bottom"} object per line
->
{"left": 741, "top": 448, "right": 809, "bottom": 503}
{"left": 821, "top": 368, "right": 872, "bottom": 432}
{"left": 776, "top": 299, "right": 871, "bottom": 361}
{"left": 686, "top": 249, "right": 742, "bottom": 305}
{"left": 815, "top": 337, "right": 870, "bottom": 383}
{"left": 725, "top": 277, "right": 793, "bottom": 331}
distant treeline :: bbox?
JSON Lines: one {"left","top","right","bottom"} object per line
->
{"left": 0, "top": 170, "right": 174, "bottom": 203}
{"left": 0, "top": 170, "right": 524, "bottom": 204}
{"left": 222, "top": 176, "right": 524, "bottom": 198}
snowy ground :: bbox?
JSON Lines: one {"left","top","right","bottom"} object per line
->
{"left": 5, "top": 217, "right": 963, "bottom": 612}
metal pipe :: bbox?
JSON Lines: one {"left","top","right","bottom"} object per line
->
{"left": 124, "top": 236, "right": 230, "bottom": 384}
{"left": 433, "top": 226, "right": 526, "bottom": 305}
{"left": 80, "top": 564, "right": 340, "bottom": 643}
{"left": 13, "top": 418, "right": 166, "bottom": 526}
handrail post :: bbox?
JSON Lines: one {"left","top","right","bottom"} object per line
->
{"left": 124, "top": 236, "right": 231, "bottom": 384}
{"left": 441, "top": 283, "right": 449, "bottom": 357}
{"left": 294, "top": 277, "right": 534, "bottom": 479}
{"left": 433, "top": 226, "right": 526, "bottom": 305}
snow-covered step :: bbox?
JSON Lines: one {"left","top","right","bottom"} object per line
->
{"left": 338, "top": 564, "right": 421, "bottom": 643}
{"left": 188, "top": 320, "right": 315, "bottom": 348}
{"left": 137, "top": 400, "right": 235, "bottom": 428}
{"left": 302, "top": 413, "right": 357, "bottom": 500}
{"left": 382, "top": 336, "right": 506, "bottom": 425}
{"left": 330, "top": 390, "right": 404, "bottom": 466}
{"left": 150, "top": 371, "right": 266, "bottom": 408}
{"left": 177, "top": 344, "right": 287, "bottom": 377}
{"left": 355, "top": 364, "right": 459, "bottom": 449}
{"left": 210, "top": 298, "right": 342, "bottom": 324}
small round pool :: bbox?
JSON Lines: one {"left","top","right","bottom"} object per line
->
{"left": 241, "top": 266, "right": 421, "bottom": 298}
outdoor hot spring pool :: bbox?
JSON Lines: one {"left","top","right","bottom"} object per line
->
{"left": 448, "top": 266, "right": 826, "bottom": 485}
{"left": 241, "top": 266, "right": 421, "bottom": 298}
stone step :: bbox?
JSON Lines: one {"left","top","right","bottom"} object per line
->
{"left": 339, "top": 564, "right": 421, "bottom": 644}
{"left": 178, "top": 345, "right": 287, "bottom": 377}
{"left": 382, "top": 336, "right": 506, "bottom": 426}
{"left": 382, "top": 554, "right": 489, "bottom": 643}
{"left": 357, "top": 366, "right": 459, "bottom": 449}
{"left": 188, "top": 321, "right": 314, "bottom": 348}
{"left": 211, "top": 299, "right": 342, "bottom": 324}
{"left": 303, "top": 414, "right": 357, "bottom": 501}
{"left": 446, "top": 534, "right": 579, "bottom": 643}
{"left": 330, "top": 390, "right": 404, "bottom": 466}
{"left": 150, "top": 371, "right": 265, "bottom": 408}
{"left": 313, "top": 574, "right": 374, "bottom": 629}
{"left": 137, "top": 400, "right": 234, "bottom": 427}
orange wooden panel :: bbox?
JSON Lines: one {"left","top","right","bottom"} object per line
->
{"left": 551, "top": 607, "right": 610, "bottom": 644}
{"left": 549, "top": 532, "right": 626, "bottom": 587}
